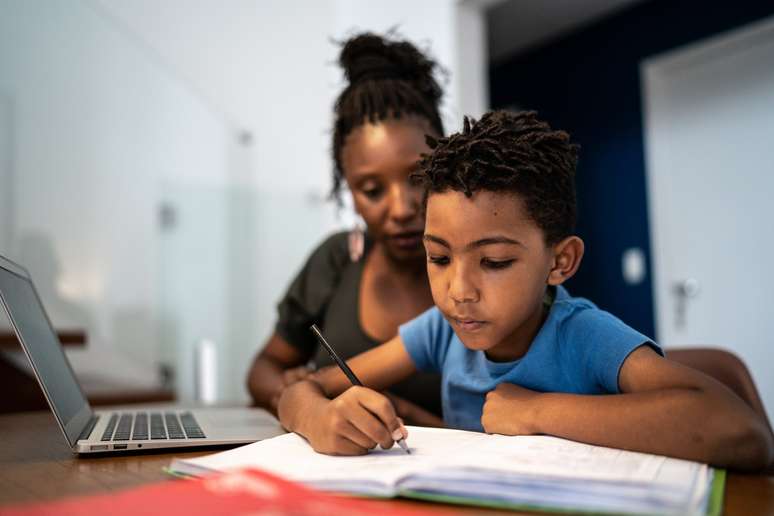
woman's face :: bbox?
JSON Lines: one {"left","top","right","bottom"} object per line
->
{"left": 341, "top": 116, "right": 434, "bottom": 264}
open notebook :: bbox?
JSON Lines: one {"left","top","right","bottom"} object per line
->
{"left": 170, "top": 426, "right": 724, "bottom": 516}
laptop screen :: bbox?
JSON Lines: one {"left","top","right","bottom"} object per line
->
{"left": 0, "top": 257, "right": 90, "bottom": 444}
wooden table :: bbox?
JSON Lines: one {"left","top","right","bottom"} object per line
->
{"left": 0, "top": 411, "right": 772, "bottom": 515}
{"left": 0, "top": 330, "right": 87, "bottom": 349}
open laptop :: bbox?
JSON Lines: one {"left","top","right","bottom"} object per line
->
{"left": 0, "top": 253, "right": 285, "bottom": 454}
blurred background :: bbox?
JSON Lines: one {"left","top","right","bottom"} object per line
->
{"left": 1, "top": 0, "right": 772, "bottom": 423}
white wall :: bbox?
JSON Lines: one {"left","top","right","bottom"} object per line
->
{"left": 1, "top": 0, "right": 489, "bottom": 402}
{"left": 92, "top": 0, "right": 339, "bottom": 195}
{"left": 91, "top": 0, "right": 347, "bottom": 401}
{"left": 0, "top": 0, "right": 233, "bottom": 391}
{"left": 456, "top": 0, "right": 490, "bottom": 120}
{"left": 0, "top": 95, "right": 12, "bottom": 252}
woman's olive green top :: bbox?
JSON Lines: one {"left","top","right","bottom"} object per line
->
{"left": 275, "top": 231, "right": 442, "bottom": 417}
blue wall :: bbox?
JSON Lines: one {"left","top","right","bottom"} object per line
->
{"left": 490, "top": 0, "right": 774, "bottom": 338}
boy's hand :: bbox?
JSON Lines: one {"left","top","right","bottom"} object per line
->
{"left": 481, "top": 383, "right": 541, "bottom": 436}
{"left": 304, "top": 386, "right": 408, "bottom": 456}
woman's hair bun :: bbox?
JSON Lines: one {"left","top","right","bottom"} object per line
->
{"left": 338, "top": 32, "right": 442, "bottom": 104}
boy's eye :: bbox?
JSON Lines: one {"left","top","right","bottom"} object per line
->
{"left": 481, "top": 258, "right": 515, "bottom": 270}
{"left": 427, "top": 255, "right": 449, "bottom": 266}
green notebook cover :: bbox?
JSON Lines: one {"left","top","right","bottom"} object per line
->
{"left": 166, "top": 467, "right": 726, "bottom": 515}
{"left": 396, "top": 468, "right": 726, "bottom": 516}
{"left": 707, "top": 469, "right": 726, "bottom": 516}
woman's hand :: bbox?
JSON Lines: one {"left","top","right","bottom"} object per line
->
{"left": 282, "top": 365, "right": 312, "bottom": 385}
{"left": 304, "top": 386, "right": 408, "bottom": 456}
{"left": 269, "top": 365, "right": 312, "bottom": 411}
{"left": 481, "top": 382, "right": 541, "bottom": 436}
{"left": 383, "top": 392, "right": 445, "bottom": 428}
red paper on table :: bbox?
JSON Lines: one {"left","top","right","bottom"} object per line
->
{"left": 0, "top": 468, "right": 454, "bottom": 516}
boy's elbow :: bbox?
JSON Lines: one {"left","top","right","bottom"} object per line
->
{"left": 741, "top": 421, "right": 774, "bottom": 471}
{"left": 720, "top": 415, "right": 774, "bottom": 471}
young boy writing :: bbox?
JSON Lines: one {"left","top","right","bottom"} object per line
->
{"left": 278, "top": 110, "right": 773, "bottom": 471}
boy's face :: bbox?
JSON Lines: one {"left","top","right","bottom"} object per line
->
{"left": 424, "top": 190, "right": 555, "bottom": 361}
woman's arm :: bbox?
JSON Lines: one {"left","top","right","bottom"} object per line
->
{"left": 248, "top": 234, "right": 353, "bottom": 413}
{"left": 482, "top": 346, "right": 774, "bottom": 471}
{"left": 246, "top": 333, "right": 311, "bottom": 415}
{"left": 278, "top": 336, "right": 418, "bottom": 455}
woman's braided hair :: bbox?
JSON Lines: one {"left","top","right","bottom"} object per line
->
{"left": 332, "top": 32, "right": 445, "bottom": 201}
{"left": 414, "top": 110, "right": 579, "bottom": 245}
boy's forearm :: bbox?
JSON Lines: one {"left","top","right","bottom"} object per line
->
{"left": 277, "top": 379, "right": 328, "bottom": 438}
{"left": 528, "top": 388, "right": 773, "bottom": 471}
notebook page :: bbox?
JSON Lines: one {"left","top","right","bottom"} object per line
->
{"left": 395, "top": 428, "right": 708, "bottom": 514}
{"left": 446, "top": 431, "right": 697, "bottom": 484}
{"left": 172, "top": 430, "right": 442, "bottom": 493}
{"left": 171, "top": 426, "right": 706, "bottom": 496}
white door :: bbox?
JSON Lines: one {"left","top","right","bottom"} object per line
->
{"left": 642, "top": 17, "right": 774, "bottom": 425}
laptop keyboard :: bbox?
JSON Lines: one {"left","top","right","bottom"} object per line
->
{"left": 100, "top": 412, "right": 206, "bottom": 441}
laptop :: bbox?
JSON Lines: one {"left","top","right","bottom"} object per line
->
{"left": 0, "top": 253, "right": 285, "bottom": 454}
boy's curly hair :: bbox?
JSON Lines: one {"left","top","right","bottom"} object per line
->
{"left": 414, "top": 110, "right": 579, "bottom": 245}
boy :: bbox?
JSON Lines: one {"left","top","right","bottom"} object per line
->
{"left": 278, "top": 111, "right": 773, "bottom": 471}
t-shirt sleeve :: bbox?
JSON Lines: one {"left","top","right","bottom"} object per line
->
{"left": 560, "top": 307, "right": 663, "bottom": 394}
{"left": 398, "top": 307, "right": 453, "bottom": 373}
{"left": 274, "top": 232, "right": 351, "bottom": 357}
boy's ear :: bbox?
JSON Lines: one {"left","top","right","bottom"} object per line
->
{"left": 547, "top": 236, "right": 584, "bottom": 286}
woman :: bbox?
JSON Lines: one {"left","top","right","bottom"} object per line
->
{"left": 246, "top": 32, "right": 445, "bottom": 425}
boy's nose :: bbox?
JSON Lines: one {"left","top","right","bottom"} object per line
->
{"left": 448, "top": 264, "right": 478, "bottom": 304}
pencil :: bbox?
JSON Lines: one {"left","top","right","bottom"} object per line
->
{"left": 310, "top": 324, "right": 410, "bottom": 454}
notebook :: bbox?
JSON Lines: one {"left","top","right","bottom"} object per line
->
{"left": 169, "top": 426, "right": 724, "bottom": 515}
{"left": 0, "top": 253, "right": 285, "bottom": 454}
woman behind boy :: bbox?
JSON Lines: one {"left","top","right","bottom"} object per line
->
{"left": 246, "top": 32, "right": 445, "bottom": 425}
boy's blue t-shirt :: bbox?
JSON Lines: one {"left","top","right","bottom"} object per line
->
{"left": 399, "top": 286, "right": 661, "bottom": 432}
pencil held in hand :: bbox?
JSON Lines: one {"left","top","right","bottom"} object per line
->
{"left": 310, "top": 324, "right": 411, "bottom": 454}
{"left": 392, "top": 422, "right": 410, "bottom": 454}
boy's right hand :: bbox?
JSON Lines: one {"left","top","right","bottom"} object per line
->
{"left": 305, "top": 386, "right": 408, "bottom": 456}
